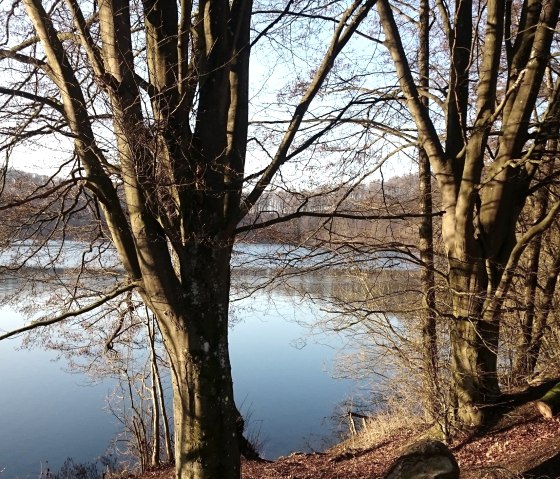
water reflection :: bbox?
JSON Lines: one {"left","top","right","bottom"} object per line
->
{"left": 0, "top": 269, "right": 359, "bottom": 476}
{"left": 0, "top": 306, "right": 118, "bottom": 478}
{"left": 230, "top": 292, "right": 355, "bottom": 459}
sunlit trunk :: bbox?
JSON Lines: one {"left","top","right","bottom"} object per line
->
{"left": 158, "top": 245, "right": 240, "bottom": 479}
{"left": 153, "top": 339, "right": 173, "bottom": 463}
{"left": 147, "top": 318, "right": 161, "bottom": 467}
{"left": 448, "top": 259, "right": 499, "bottom": 427}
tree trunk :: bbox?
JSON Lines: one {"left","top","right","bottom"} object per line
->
{"left": 147, "top": 318, "right": 161, "bottom": 467}
{"left": 417, "top": 0, "right": 439, "bottom": 425}
{"left": 170, "top": 345, "right": 239, "bottom": 479}
{"left": 512, "top": 235, "right": 542, "bottom": 382}
{"left": 449, "top": 260, "right": 500, "bottom": 427}
{"left": 513, "top": 144, "right": 556, "bottom": 382}
{"left": 127, "top": 375, "right": 149, "bottom": 471}
{"left": 152, "top": 325, "right": 174, "bottom": 463}
{"left": 527, "top": 254, "right": 560, "bottom": 375}
{"left": 536, "top": 382, "right": 560, "bottom": 418}
{"left": 158, "top": 244, "right": 240, "bottom": 479}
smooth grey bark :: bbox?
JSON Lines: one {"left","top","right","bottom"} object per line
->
{"left": 147, "top": 317, "right": 161, "bottom": 467}
{"left": 376, "top": 0, "right": 560, "bottom": 427}
{"left": 153, "top": 321, "right": 174, "bottom": 463}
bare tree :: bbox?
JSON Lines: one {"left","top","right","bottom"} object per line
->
{"left": 512, "top": 143, "right": 560, "bottom": 381}
{"left": 375, "top": 0, "right": 560, "bottom": 426}
{"left": 0, "top": 0, "right": 380, "bottom": 477}
{"left": 416, "top": 0, "right": 441, "bottom": 428}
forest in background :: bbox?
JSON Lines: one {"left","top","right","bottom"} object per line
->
{"left": 0, "top": 168, "right": 421, "bottom": 243}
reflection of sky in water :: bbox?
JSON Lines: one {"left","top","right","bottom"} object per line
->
{"left": 0, "top": 308, "right": 118, "bottom": 478}
{"left": 231, "top": 243, "right": 410, "bottom": 271}
{"left": 0, "top": 241, "right": 411, "bottom": 272}
{"left": 0, "top": 241, "right": 121, "bottom": 271}
{"left": 230, "top": 293, "right": 355, "bottom": 459}
{"left": 0, "top": 283, "right": 357, "bottom": 475}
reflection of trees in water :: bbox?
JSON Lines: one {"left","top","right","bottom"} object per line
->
{"left": 233, "top": 268, "right": 419, "bottom": 311}
{"left": 1, "top": 255, "right": 450, "bottom": 452}
{"left": 232, "top": 267, "right": 424, "bottom": 374}
{"left": 0, "top": 239, "right": 126, "bottom": 329}
{"left": 0, "top": 271, "right": 173, "bottom": 470}
{"left": 232, "top": 265, "right": 453, "bottom": 426}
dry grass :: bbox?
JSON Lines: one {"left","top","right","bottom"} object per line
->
{"left": 331, "top": 399, "right": 428, "bottom": 455}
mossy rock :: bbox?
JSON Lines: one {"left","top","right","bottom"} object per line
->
{"left": 383, "top": 439, "right": 459, "bottom": 479}
{"left": 536, "top": 381, "right": 560, "bottom": 418}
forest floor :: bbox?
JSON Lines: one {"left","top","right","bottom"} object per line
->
{"left": 134, "top": 381, "right": 560, "bottom": 479}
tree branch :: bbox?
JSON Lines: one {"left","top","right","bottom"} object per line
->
{"left": 0, "top": 48, "right": 51, "bottom": 74}
{"left": 484, "top": 198, "right": 560, "bottom": 321}
{"left": 0, "top": 86, "right": 64, "bottom": 114}
{"left": 0, "top": 282, "right": 140, "bottom": 341}
{"left": 239, "top": 0, "right": 378, "bottom": 221}
{"left": 236, "top": 209, "right": 445, "bottom": 233}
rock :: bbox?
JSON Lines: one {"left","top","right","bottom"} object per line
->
{"left": 382, "top": 439, "right": 460, "bottom": 479}
{"left": 536, "top": 381, "right": 560, "bottom": 418}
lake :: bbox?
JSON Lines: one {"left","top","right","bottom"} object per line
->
{"left": 0, "top": 266, "right": 358, "bottom": 477}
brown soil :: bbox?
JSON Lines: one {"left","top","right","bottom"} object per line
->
{"left": 133, "top": 385, "right": 560, "bottom": 479}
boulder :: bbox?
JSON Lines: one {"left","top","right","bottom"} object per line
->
{"left": 536, "top": 381, "right": 560, "bottom": 418}
{"left": 383, "top": 439, "right": 460, "bottom": 479}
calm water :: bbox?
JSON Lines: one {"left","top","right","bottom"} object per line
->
{"left": 0, "top": 281, "right": 355, "bottom": 477}
{"left": 230, "top": 292, "right": 354, "bottom": 458}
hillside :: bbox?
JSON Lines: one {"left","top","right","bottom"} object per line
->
{"left": 241, "top": 406, "right": 560, "bottom": 478}
{"left": 1, "top": 168, "right": 424, "bottom": 246}
{"left": 130, "top": 381, "right": 560, "bottom": 479}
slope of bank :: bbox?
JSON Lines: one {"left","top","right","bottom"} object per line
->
{"left": 242, "top": 406, "right": 560, "bottom": 478}
{"left": 131, "top": 383, "right": 560, "bottom": 479}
